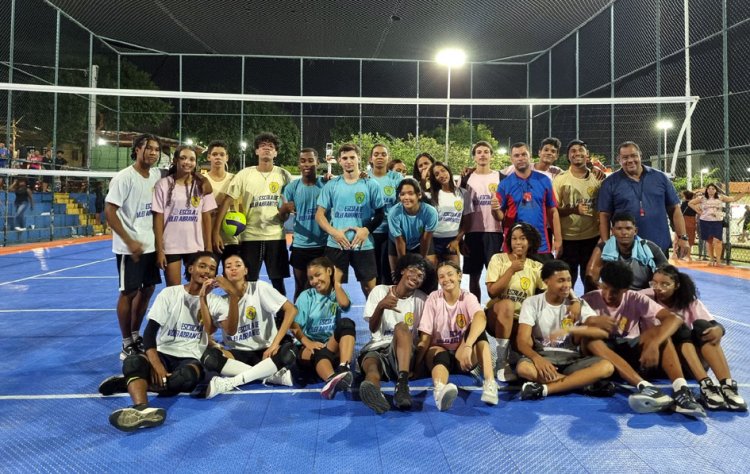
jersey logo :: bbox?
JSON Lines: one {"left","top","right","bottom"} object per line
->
{"left": 246, "top": 306, "right": 257, "bottom": 320}
{"left": 519, "top": 276, "right": 531, "bottom": 291}
{"left": 384, "top": 185, "right": 394, "bottom": 196}
{"left": 456, "top": 313, "right": 467, "bottom": 329}
{"left": 561, "top": 317, "right": 574, "bottom": 331}
{"left": 355, "top": 192, "right": 365, "bottom": 204}
{"left": 404, "top": 312, "right": 414, "bottom": 327}
{"left": 330, "top": 302, "right": 338, "bottom": 315}
{"left": 587, "top": 186, "right": 596, "bottom": 196}
{"left": 618, "top": 316, "right": 628, "bottom": 334}
{"left": 454, "top": 200, "right": 463, "bottom": 211}
{"left": 488, "top": 183, "right": 498, "bottom": 194}
{"left": 190, "top": 195, "right": 201, "bottom": 207}
{"left": 269, "top": 181, "right": 280, "bottom": 193}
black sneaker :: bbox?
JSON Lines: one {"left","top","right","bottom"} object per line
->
{"left": 109, "top": 405, "right": 166, "bottom": 432}
{"left": 321, "top": 370, "right": 353, "bottom": 400}
{"left": 119, "top": 343, "right": 139, "bottom": 361}
{"left": 393, "top": 378, "right": 412, "bottom": 410}
{"left": 359, "top": 381, "right": 389, "bottom": 414}
{"left": 721, "top": 380, "right": 748, "bottom": 412}
{"left": 98, "top": 375, "right": 128, "bottom": 396}
{"left": 628, "top": 384, "right": 673, "bottom": 413}
{"left": 673, "top": 386, "right": 707, "bottom": 418}
{"left": 699, "top": 379, "right": 727, "bottom": 410}
{"left": 583, "top": 380, "right": 616, "bottom": 398}
{"left": 133, "top": 336, "right": 145, "bottom": 353}
{"left": 520, "top": 381, "right": 544, "bottom": 400}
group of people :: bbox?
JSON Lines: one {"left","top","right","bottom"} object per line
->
{"left": 97, "top": 132, "right": 745, "bottom": 433}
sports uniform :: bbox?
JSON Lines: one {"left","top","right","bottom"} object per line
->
{"left": 282, "top": 177, "right": 327, "bottom": 271}
{"left": 369, "top": 170, "right": 403, "bottom": 284}
{"left": 387, "top": 201, "right": 438, "bottom": 256}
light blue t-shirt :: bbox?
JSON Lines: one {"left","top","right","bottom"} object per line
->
{"left": 282, "top": 177, "right": 326, "bottom": 248}
{"left": 388, "top": 202, "right": 439, "bottom": 250}
{"left": 317, "top": 176, "right": 385, "bottom": 251}
{"left": 294, "top": 287, "right": 350, "bottom": 343}
{"left": 368, "top": 170, "right": 403, "bottom": 234}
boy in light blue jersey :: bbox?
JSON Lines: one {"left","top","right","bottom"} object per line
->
{"left": 316, "top": 143, "right": 385, "bottom": 297}
{"left": 280, "top": 148, "right": 327, "bottom": 300}
{"left": 388, "top": 178, "right": 439, "bottom": 272}
{"left": 368, "top": 144, "right": 403, "bottom": 285}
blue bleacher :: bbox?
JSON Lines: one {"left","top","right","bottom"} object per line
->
{"left": 0, "top": 191, "right": 95, "bottom": 245}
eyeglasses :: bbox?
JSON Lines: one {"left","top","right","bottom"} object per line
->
{"left": 649, "top": 281, "right": 675, "bottom": 290}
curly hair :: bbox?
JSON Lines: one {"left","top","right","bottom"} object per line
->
{"left": 653, "top": 264, "right": 698, "bottom": 311}
{"left": 507, "top": 223, "right": 541, "bottom": 256}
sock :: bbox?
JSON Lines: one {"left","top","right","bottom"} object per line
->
{"left": 721, "top": 378, "right": 734, "bottom": 386}
{"left": 339, "top": 362, "right": 350, "bottom": 371}
{"left": 434, "top": 380, "right": 445, "bottom": 392}
{"left": 231, "top": 358, "right": 279, "bottom": 386}
{"left": 699, "top": 377, "right": 712, "bottom": 388}
{"left": 637, "top": 380, "right": 653, "bottom": 391}
{"left": 122, "top": 337, "right": 133, "bottom": 348}
{"left": 219, "top": 358, "right": 254, "bottom": 377}
{"left": 131, "top": 331, "right": 140, "bottom": 342}
{"left": 672, "top": 378, "right": 687, "bottom": 392}
{"left": 495, "top": 338, "right": 510, "bottom": 364}
{"left": 541, "top": 384, "right": 549, "bottom": 397}
{"left": 132, "top": 403, "right": 149, "bottom": 410}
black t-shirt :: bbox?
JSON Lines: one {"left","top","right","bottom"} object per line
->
{"left": 680, "top": 200, "right": 697, "bottom": 217}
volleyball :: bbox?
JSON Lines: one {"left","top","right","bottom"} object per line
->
{"left": 222, "top": 211, "right": 247, "bottom": 236}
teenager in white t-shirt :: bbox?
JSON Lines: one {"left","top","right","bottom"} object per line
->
{"left": 515, "top": 260, "right": 614, "bottom": 400}
{"left": 105, "top": 134, "right": 163, "bottom": 360}
{"left": 415, "top": 261, "right": 497, "bottom": 411}
{"left": 426, "top": 161, "right": 472, "bottom": 266}
{"left": 359, "top": 254, "right": 431, "bottom": 414}
{"left": 100, "top": 252, "right": 224, "bottom": 432}
{"left": 203, "top": 255, "right": 298, "bottom": 398}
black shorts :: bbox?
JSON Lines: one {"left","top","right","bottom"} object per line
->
{"left": 158, "top": 352, "right": 201, "bottom": 374}
{"left": 240, "top": 239, "right": 290, "bottom": 280}
{"left": 433, "top": 236, "right": 458, "bottom": 257}
{"left": 387, "top": 238, "right": 435, "bottom": 257}
{"left": 324, "top": 247, "right": 377, "bottom": 283}
{"left": 229, "top": 348, "right": 266, "bottom": 366}
{"left": 166, "top": 252, "right": 196, "bottom": 265}
{"left": 605, "top": 336, "right": 644, "bottom": 372}
{"left": 289, "top": 246, "right": 325, "bottom": 271}
{"left": 462, "top": 232, "right": 503, "bottom": 275}
{"left": 116, "top": 252, "right": 161, "bottom": 293}
{"left": 517, "top": 350, "right": 601, "bottom": 375}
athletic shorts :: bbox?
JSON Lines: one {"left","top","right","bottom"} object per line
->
{"left": 387, "top": 238, "right": 435, "bottom": 257}
{"left": 229, "top": 348, "right": 266, "bottom": 366}
{"left": 517, "top": 350, "right": 602, "bottom": 375}
{"left": 462, "top": 232, "right": 503, "bottom": 274}
{"left": 166, "top": 252, "right": 196, "bottom": 265}
{"left": 324, "top": 247, "right": 377, "bottom": 283}
{"left": 359, "top": 338, "right": 416, "bottom": 382}
{"left": 605, "top": 336, "right": 644, "bottom": 371}
{"left": 289, "top": 246, "right": 325, "bottom": 271}
{"left": 116, "top": 252, "right": 161, "bottom": 293}
{"left": 240, "top": 239, "right": 290, "bottom": 280}
{"left": 433, "top": 236, "right": 458, "bottom": 257}
{"left": 158, "top": 352, "right": 201, "bottom": 374}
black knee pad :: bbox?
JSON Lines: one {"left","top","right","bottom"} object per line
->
{"left": 167, "top": 364, "right": 202, "bottom": 393}
{"left": 334, "top": 317, "right": 356, "bottom": 341}
{"left": 201, "top": 347, "right": 228, "bottom": 373}
{"left": 691, "top": 319, "right": 725, "bottom": 345}
{"left": 271, "top": 342, "right": 296, "bottom": 369}
{"left": 122, "top": 354, "right": 149, "bottom": 382}
{"left": 433, "top": 350, "right": 452, "bottom": 371}
{"left": 672, "top": 323, "right": 693, "bottom": 345}
{"left": 312, "top": 347, "right": 336, "bottom": 368}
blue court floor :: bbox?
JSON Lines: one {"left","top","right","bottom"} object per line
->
{"left": 1, "top": 240, "right": 749, "bottom": 473}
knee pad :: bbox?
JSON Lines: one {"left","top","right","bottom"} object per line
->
{"left": 673, "top": 324, "right": 693, "bottom": 345}
{"left": 334, "top": 317, "right": 356, "bottom": 341}
{"left": 312, "top": 347, "right": 336, "bottom": 368}
{"left": 167, "top": 364, "right": 201, "bottom": 393}
{"left": 271, "top": 342, "right": 296, "bottom": 369}
{"left": 433, "top": 350, "right": 452, "bottom": 370}
{"left": 122, "top": 354, "right": 149, "bottom": 382}
{"left": 691, "top": 319, "right": 724, "bottom": 345}
{"left": 201, "top": 347, "right": 228, "bottom": 373}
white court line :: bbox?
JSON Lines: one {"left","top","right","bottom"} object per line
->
{"left": 0, "top": 257, "right": 114, "bottom": 287}
{"left": 0, "top": 308, "right": 115, "bottom": 313}
{"left": 714, "top": 315, "right": 750, "bottom": 329}
{"left": 34, "top": 276, "right": 118, "bottom": 279}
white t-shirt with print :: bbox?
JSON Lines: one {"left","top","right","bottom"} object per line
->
{"left": 217, "top": 280, "right": 287, "bottom": 351}
{"left": 362, "top": 284, "right": 427, "bottom": 351}
{"left": 106, "top": 166, "right": 161, "bottom": 254}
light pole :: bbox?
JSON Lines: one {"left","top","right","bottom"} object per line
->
{"left": 436, "top": 48, "right": 466, "bottom": 163}
{"left": 700, "top": 167, "right": 709, "bottom": 188}
{"left": 656, "top": 120, "right": 673, "bottom": 170}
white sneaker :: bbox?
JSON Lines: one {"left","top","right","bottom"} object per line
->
{"left": 206, "top": 376, "right": 237, "bottom": 399}
{"left": 263, "top": 367, "right": 293, "bottom": 387}
{"left": 434, "top": 382, "right": 458, "bottom": 411}
{"left": 481, "top": 379, "right": 499, "bottom": 406}
{"left": 496, "top": 362, "right": 518, "bottom": 382}
{"left": 14, "top": 227, "right": 25, "bottom": 231}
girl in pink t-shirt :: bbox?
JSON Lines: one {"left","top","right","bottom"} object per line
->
{"left": 416, "top": 261, "right": 497, "bottom": 410}
{"left": 644, "top": 265, "right": 745, "bottom": 411}
{"left": 153, "top": 146, "right": 216, "bottom": 286}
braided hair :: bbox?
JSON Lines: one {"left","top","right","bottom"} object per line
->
{"left": 166, "top": 146, "right": 205, "bottom": 208}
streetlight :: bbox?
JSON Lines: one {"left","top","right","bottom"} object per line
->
{"left": 185, "top": 138, "right": 194, "bottom": 146}
{"left": 656, "top": 120, "right": 673, "bottom": 170}
{"left": 240, "top": 141, "right": 248, "bottom": 169}
{"left": 700, "top": 167, "right": 709, "bottom": 188}
{"left": 96, "top": 137, "right": 106, "bottom": 146}
{"left": 436, "top": 48, "right": 466, "bottom": 163}
{"left": 498, "top": 147, "right": 508, "bottom": 155}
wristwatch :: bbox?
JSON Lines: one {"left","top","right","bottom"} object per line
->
{"left": 679, "top": 234, "right": 689, "bottom": 241}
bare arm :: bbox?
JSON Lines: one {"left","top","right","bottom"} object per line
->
{"left": 212, "top": 196, "right": 232, "bottom": 253}
{"left": 153, "top": 212, "right": 166, "bottom": 270}
{"left": 598, "top": 211, "right": 611, "bottom": 243}
{"left": 419, "top": 232, "right": 433, "bottom": 258}
{"left": 584, "top": 246, "right": 603, "bottom": 292}
{"left": 395, "top": 236, "right": 407, "bottom": 258}
{"left": 316, "top": 206, "right": 350, "bottom": 249}
{"left": 201, "top": 211, "right": 212, "bottom": 252}
{"left": 412, "top": 331, "right": 432, "bottom": 378}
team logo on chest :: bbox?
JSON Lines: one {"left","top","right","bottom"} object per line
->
{"left": 330, "top": 302, "right": 338, "bottom": 315}
{"left": 246, "top": 306, "right": 257, "bottom": 320}
{"left": 456, "top": 313, "right": 467, "bottom": 329}
{"left": 190, "top": 195, "right": 201, "bottom": 208}
{"left": 454, "top": 200, "right": 463, "bottom": 211}
{"left": 520, "top": 276, "right": 531, "bottom": 291}
{"left": 404, "top": 312, "right": 414, "bottom": 327}
{"left": 269, "top": 181, "right": 280, "bottom": 193}
{"left": 618, "top": 316, "right": 628, "bottom": 334}
{"left": 488, "top": 183, "right": 498, "bottom": 194}
{"left": 587, "top": 186, "right": 596, "bottom": 196}
{"left": 355, "top": 192, "right": 365, "bottom": 204}
{"left": 384, "top": 185, "right": 395, "bottom": 196}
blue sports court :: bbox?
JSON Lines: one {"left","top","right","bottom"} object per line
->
{"left": 1, "top": 239, "right": 749, "bottom": 473}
